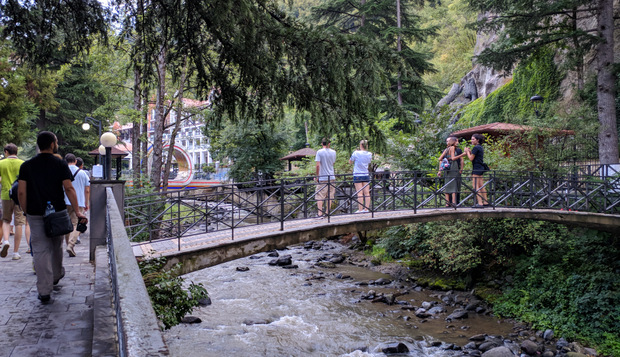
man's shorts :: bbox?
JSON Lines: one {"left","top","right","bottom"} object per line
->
{"left": 2, "top": 199, "right": 26, "bottom": 225}
{"left": 316, "top": 182, "right": 336, "bottom": 202}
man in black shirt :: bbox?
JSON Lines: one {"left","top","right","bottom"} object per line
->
{"left": 18, "top": 132, "right": 88, "bottom": 304}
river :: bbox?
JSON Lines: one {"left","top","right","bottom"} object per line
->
{"left": 164, "top": 240, "right": 517, "bottom": 356}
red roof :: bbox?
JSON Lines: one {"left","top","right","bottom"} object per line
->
{"left": 280, "top": 147, "right": 316, "bottom": 161}
{"left": 451, "top": 122, "right": 574, "bottom": 139}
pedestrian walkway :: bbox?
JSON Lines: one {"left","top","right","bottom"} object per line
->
{"left": 0, "top": 227, "right": 94, "bottom": 357}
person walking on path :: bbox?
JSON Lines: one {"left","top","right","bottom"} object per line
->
{"left": 0, "top": 143, "right": 25, "bottom": 260}
{"left": 437, "top": 137, "right": 464, "bottom": 208}
{"left": 315, "top": 138, "right": 337, "bottom": 218}
{"left": 63, "top": 153, "right": 90, "bottom": 257}
{"left": 463, "top": 133, "right": 490, "bottom": 207}
{"left": 349, "top": 140, "right": 372, "bottom": 213}
{"left": 17, "top": 131, "right": 88, "bottom": 304}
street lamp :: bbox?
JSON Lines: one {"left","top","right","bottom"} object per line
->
{"left": 530, "top": 95, "right": 544, "bottom": 117}
{"left": 100, "top": 132, "right": 117, "bottom": 180}
{"left": 84, "top": 116, "right": 103, "bottom": 164}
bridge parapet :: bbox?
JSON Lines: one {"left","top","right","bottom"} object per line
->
{"left": 125, "top": 168, "right": 620, "bottom": 249}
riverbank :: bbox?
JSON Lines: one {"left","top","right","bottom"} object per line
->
{"left": 164, "top": 236, "right": 600, "bottom": 356}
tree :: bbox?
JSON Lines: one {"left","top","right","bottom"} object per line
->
{"left": 469, "top": 0, "right": 619, "bottom": 164}
{"left": 114, "top": 0, "right": 412, "bottom": 188}
{"left": 312, "top": 0, "right": 439, "bottom": 121}
{"left": 209, "top": 118, "right": 289, "bottom": 183}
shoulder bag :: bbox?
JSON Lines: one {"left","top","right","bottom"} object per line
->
{"left": 44, "top": 210, "right": 74, "bottom": 237}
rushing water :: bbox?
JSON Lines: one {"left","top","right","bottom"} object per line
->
{"left": 164, "top": 241, "right": 516, "bottom": 357}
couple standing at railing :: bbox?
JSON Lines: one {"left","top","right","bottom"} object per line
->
{"left": 314, "top": 138, "right": 372, "bottom": 218}
{"left": 438, "top": 133, "right": 490, "bottom": 208}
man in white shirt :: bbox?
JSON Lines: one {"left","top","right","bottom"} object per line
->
{"left": 63, "top": 154, "right": 90, "bottom": 257}
{"left": 315, "top": 138, "right": 336, "bottom": 218}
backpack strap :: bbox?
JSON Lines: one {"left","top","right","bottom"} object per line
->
{"left": 72, "top": 168, "right": 81, "bottom": 180}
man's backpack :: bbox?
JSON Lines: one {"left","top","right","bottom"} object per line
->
{"left": 9, "top": 177, "right": 19, "bottom": 206}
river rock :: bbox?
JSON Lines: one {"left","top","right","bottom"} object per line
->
{"left": 381, "top": 342, "right": 409, "bottom": 354}
{"left": 475, "top": 306, "right": 487, "bottom": 314}
{"left": 479, "top": 341, "right": 499, "bottom": 352}
{"left": 465, "top": 300, "right": 480, "bottom": 311}
{"left": 304, "top": 241, "right": 315, "bottom": 249}
{"left": 446, "top": 309, "right": 468, "bottom": 321}
{"left": 584, "top": 348, "right": 598, "bottom": 356}
{"left": 271, "top": 255, "right": 292, "bottom": 266}
{"left": 415, "top": 308, "right": 431, "bottom": 318}
{"left": 329, "top": 254, "right": 346, "bottom": 264}
{"left": 243, "top": 319, "right": 270, "bottom": 325}
{"left": 542, "top": 351, "right": 554, "bottom": 357}
{"left": 427, "top": 306, "right": 445, "bottom": 315}
{"left": 374, "top": 278, "right": 392, "bottom": 285}
{"left": 421, "top": 301, "right": 433, "bottom": 309}
{"left": 556, "top": 338, "right": 569, "bottom": 350}
{"left": 521, "top": 340, "right": 540, "bottom": 355}
{"left": 543, "top": 329, "right": 554, "bottom": 340}
{"left": 464, "top": 342, "right": 477, "bottom": 350}
{"left": 181, "top": 316, "right": 202, "bottom": 324}
{"left": 470, "top": 334, "right": 487, "bottom": 341}
{"left": 316, "top": 261, "right": 336, "bottom": 268}
{"left": 566, "top": 353, "right": 587, "bottom": 357}
{"left": 267, "top": 251, "right": 279, "bottom": 257}
{"left": 236, "top": 266, "right": 249, "bottom": 272}
{"left": 481, "top": 346, "right": 514, "bottom": 357}
{"left": 198, "top": 297, "right": 212, "bottom": 306}
{"left": 281, "top": 264, "right": 298, "bottom": 269}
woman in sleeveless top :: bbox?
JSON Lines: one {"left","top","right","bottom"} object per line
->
{"left": 438, "top": 137, "right": 462, "bottom": 207}
{"left": 349, "top": 140, "right": 372, "bottom": 213}
{"left": 464, "top": 133, "right": 489, "bottom": 207}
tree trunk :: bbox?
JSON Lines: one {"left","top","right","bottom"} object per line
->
{"left": 151, "top": 46, "right": 167, "bottom": 190}
{"left": 132, "top": 67, "right": 142, "bottom": 187}
{"left": 596, "top": 0, "right": 619, "bottom": 164}
{"left": 162, "top": 57, "right": 188, "bottom": 190}
{"left": 396, "top": 0, "right": 402, "bottom": 106}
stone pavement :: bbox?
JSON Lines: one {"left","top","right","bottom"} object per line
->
{"left": 0, "top": 226, "right": 95, "bottom": 357}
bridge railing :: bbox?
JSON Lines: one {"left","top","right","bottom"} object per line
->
{"left": 125, "top": 167, "right": 620, "bottom": 246}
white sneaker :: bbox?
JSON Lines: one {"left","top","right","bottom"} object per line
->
{"left": 12, "top": 252, "right": 21, "bottom": 260}
{"left": 0, "top": 241, "right": 10, "bottom": 258}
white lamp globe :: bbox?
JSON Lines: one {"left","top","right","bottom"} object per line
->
{"left": 82, "top": 122, "right": 91, "bottom": 131}
{"left": 98, "top": 145, "right": 106, "bottom": 156}
{"left": 100, "top": 132, "right": 117, "bottom": 148}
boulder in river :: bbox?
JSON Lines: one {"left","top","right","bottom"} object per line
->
{"left": 481, "top": 346, "right": 514, "bottom": 357}
{"left": 543, "top": 329, "right": 554, "bottom": 341}
{"left": 446, "top": 309, "right": 468, "bottom": 321}
{"left": 427, "top": 306, "right": 445, "bottom": 315}
{"left": 236, "top": 266, "right": 249, "bottom": 272}
{"left": 269, "top": 255, "right": 292, "bottom": 266}
{"left": 415, "top": 308, "right": 431, "bottom": 318}
{"left": 181, "top": 316, "right": 202, "bottom": 324}
{"left": 381, "top": 342, "right": 409, "bottom": 354}
{"left": 521, "top": 340, "right": 540, "bottom": 355}
{"left": 198, "top": 297, "right": 212, "bottom": 306}
{"left": 316, "top": 261, "right": 336, "bottom": 268}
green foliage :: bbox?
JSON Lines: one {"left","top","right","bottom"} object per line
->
{"left": 493, "top": 229, "right": 620, "bottom": 356}
{"left": 458, "top": 48, "right": 561, "bottom": 126}
{"left": 209, "top": 117, "right": 289, "bottom": 182}
{"left": 139, "top": 256, "right": 209, "bottom": 329}
{"left": 378, "top": 218, "right": 567, "bottom": 274}
{"left": 418, "top": 0, "right": 477, "bottom": 93}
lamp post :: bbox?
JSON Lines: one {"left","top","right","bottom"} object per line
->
{"left": 83, "top": 116, "right": 103, "bottom": 164}
{"left": 530, "top": 95, "right": 544, "bottom": 117}
{"left": 100, "top": 133, "right": 117, "bottom": 180}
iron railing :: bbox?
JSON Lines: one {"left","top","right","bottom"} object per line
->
{"left": 124, "top": 165, "right": 620, "bottom": 247}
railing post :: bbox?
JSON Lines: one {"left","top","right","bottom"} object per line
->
{"left": 280, "top": 179, "right": 285, "bottom": 231}
{"left": 231, "top": 183, "right": 235, "bottom": 240}
{"left": 327, "top": 175, "right": 331, "bottom": 222}
{"left": 371, "top": 173, "right": 375, "bottom": 218}
{"left": 303, "top": 180, "right": 308, "bottom": 218}
{"left": 414, "top": 171, "right": 417, "bottom": 214}
{"left": 529, "top": 171, "right": 534, "bottom": 210}
{"left": 177, "top": 191, "right": 181, "bottom": 251}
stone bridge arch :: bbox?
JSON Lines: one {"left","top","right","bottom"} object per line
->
{"left": 157, "top": 208, "right": 620, "bottom": 275}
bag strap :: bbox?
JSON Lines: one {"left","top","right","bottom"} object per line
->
{"left": 72, "top": 168, "right": 81, "bottom": 180}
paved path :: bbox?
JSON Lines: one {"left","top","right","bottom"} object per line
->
{"left": 0, "top": 226, "right": 94, "bottom": 357}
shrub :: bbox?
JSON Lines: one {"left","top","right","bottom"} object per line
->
{"left": 139, "top": 256, "right": 209, "bottom": 329}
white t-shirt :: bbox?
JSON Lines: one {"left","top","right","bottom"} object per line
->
{"left": 315, "top": 148, "right": 336, "bottom": 182}
{"left": 350, "top": 150, "right": 372, "bottom": 176}
{"left": 64, "top": 165, "right": 91, "bottom": 208}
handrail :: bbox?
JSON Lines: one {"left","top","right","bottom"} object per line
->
{"left": 124, "top": 166, "right": 620, "bottom": 249}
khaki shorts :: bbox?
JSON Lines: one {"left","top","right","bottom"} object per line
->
{"left": 316, "top": 182, "right": 336, "bottom": 202}
{"left": 2, "top": 199, "right": 26, "bottom": 225}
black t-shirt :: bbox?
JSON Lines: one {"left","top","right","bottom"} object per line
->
{"left": 19, "top": 153, "right": 73, "bottom": 215}
{"left": 455, "top": 148, "right": 463, "bottom": 169}
{"left": 471, "top": 145, "right": 484, "bottom": 170}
